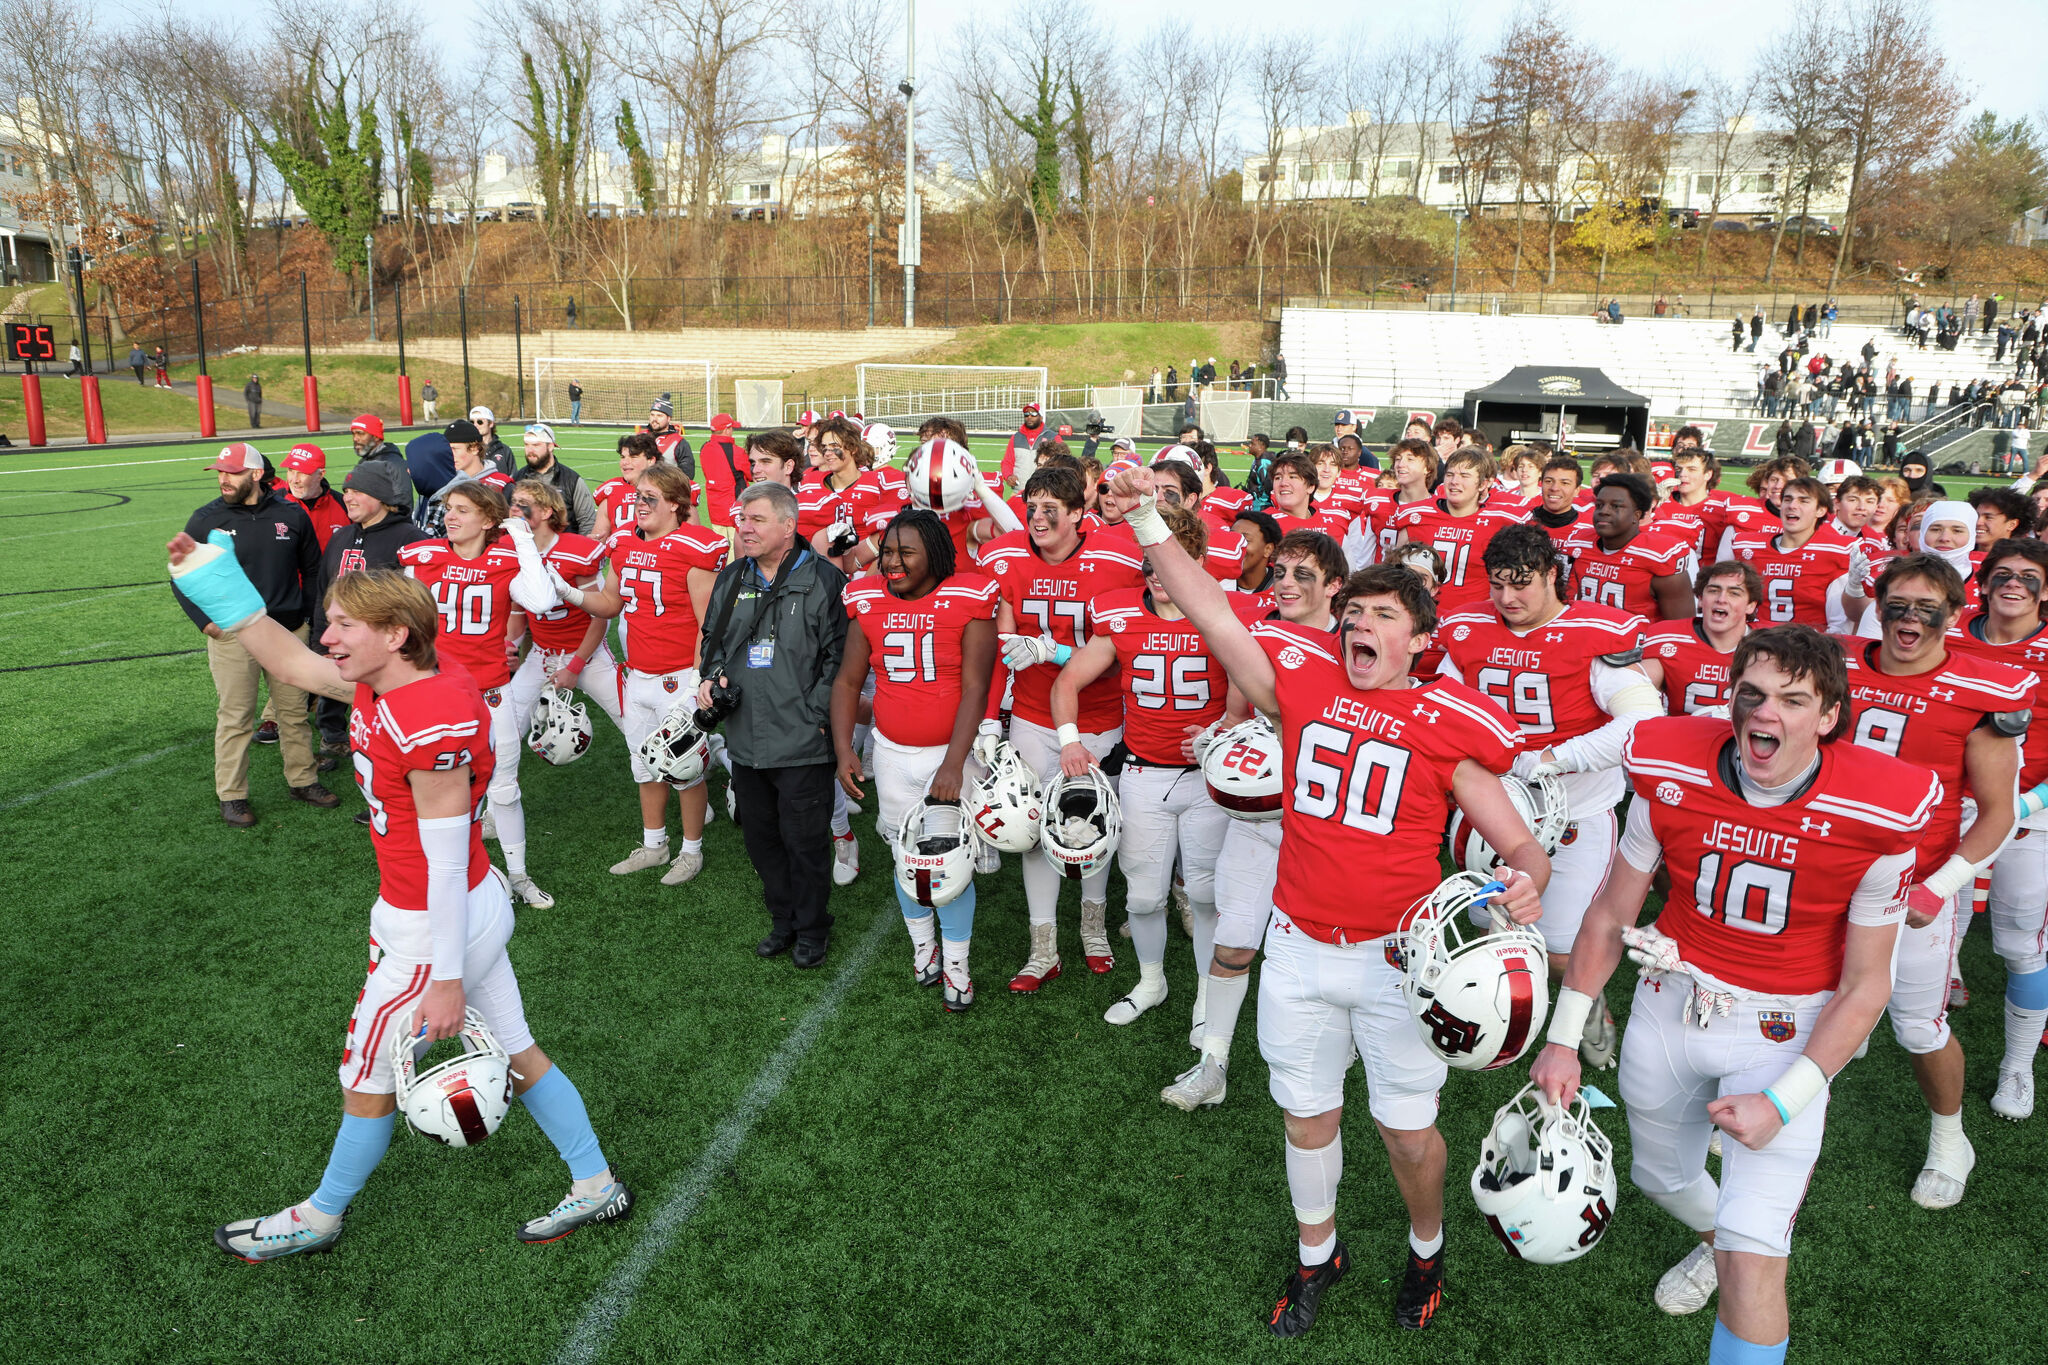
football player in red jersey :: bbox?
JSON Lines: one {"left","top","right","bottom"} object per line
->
{"left": 1949, "top": 539, "right": 2048, "bottom": 1120}
{"left": 592, "top": 431, "right": 660, "bottom": 541}
{"left": 1828, "top": 474, "right": 1885, "bottom": 542}
{"left": 1531, "top": 627, "right": 1936, "bottom": 1362}
{"left": 1108, "top": 462, "right": 1548, "bottom": 1336}
{"left": 398, "top": 482, "right": 561, "bottom": 909}
{"left": 163, "top": 557, "right": 632, "bottom": 1260}
{"left": 1390, "top": 447, "right": 1530, "bottom": 612}
{"left": 832, "top": 509, "right": 998, "bottom": 1010}
{"left": 1266, "top": 452, "right": 1352, "bottom": 539}
{"left": 1050, "top": 506, "right": 1245, "bottom": 1027}
{"left": 1641, "top": 560, "right": 1762, "bottom": 714}
{"left": 809, "top": 415, "right": 885, "bottom": 571}
{"left": 1435, "top": 523, "right": 1663, "bottom": 1066}
{"left": 550, "top": 463, "right": 730, "bottom": 886}
{"left": 1374, "top": 437, "right": 1440, "bottom": 563}
{"left": 1165, "top": 529, "right": 1349, "bottom": 1113}
{"left": 915, "top": 415, "right": 1021, "bottom": 564}
{"left": 1530, "top": 454, "right": 1589, "bottom": 547}
{"left": 504, "top": 478, "right": 624, "bottom": 741}
{"left": 1148, "top": 458, "right": 1249, "bottom": 583}
{"left": 1852, "top": 500, "right": 1978, "bottom": 638}
{"left": 1566, "top": 474, "right": 1695, "bottom": 621}
{"left": 744, "top": 430, "right": 846, "bottom": 552}
{"left": 1655, "top": 442, "right": 1743, "bottom": 562}
{"left": 1730, "top": 476, "right": 1869, "bottom": 632}
{"left": 1843, "top": 554, "right": 2031, "bottom": 1207}
{"left": 980, "top": 466, "right": 1147, "bottom": 988}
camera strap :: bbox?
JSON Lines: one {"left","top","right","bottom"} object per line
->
{"left": 704, "top": 551, "right": 807, "bottom": 665}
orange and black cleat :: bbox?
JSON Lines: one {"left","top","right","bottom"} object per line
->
{"left": 1394, "top": 1245, "right": 1446, "bottom": 1331}
{"left": 1266, "top": 1239, "right": 1349, "bottom": 1338}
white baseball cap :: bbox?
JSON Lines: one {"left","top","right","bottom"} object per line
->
{"left": 469, "top": 405, "right": 495, "bottom": 424}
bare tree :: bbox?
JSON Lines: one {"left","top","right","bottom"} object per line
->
{"left": 1243, "top": 29, "right": 1320, "bottom": 309}
{"left": 1689, "top": 68, "right": 1762, "bottom": 267}
{"left": 1756, "top": 12, "right": 1844, "bottom": 284}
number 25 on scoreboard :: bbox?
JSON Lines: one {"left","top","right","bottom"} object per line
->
{"left": 5, "top": 322, "right": 56, "bottom": 365}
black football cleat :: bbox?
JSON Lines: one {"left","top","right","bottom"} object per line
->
{"left": 1266, "top": 1239, "right": 1348, "bottom": 1338}
{"left": 1394, "top": 1245, "right": 1446, "bottom": 1331}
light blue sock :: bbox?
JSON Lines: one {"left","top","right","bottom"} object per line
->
{"left": 310, "top": 1111, "right": 395, "bottom": 1216}
{"left": 518, "top": 1066, "right": 608, "bottom": 1180}
{"left": 2008, "top": 966, "right": 2048, "bottom": 1010}
{"left": 935, "top": 881, "right": 977, "bottom": 942}
{"left": 1710, "top": 1320, "right": 1788, "bottom": 1365}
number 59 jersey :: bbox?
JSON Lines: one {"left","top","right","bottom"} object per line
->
{"left": 1255, "top": 620, "right": 1524, "bottom": 938}
{"left": 843, "top": 572, "right": 1000, "bottom": 748}
{"left": 1626, "top": 716, "right": 1938, "bottom": 996}
{"left": 348, "top": 668, "right": 494, "bottom": 912}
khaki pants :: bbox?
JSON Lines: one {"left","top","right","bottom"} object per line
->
{"left": 208, "top": 627, "right": 318, "bottom": 799}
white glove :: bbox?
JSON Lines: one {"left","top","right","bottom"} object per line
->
{"left": 547, "top": 563, "right": 586, "bottom": 608}
{"left": 998, "top": 632, "right": 1059, "bottom": 670}
{"left": 974, "top": 718, "right": 1005, "bottom": 768}
{"left": 1846, "top": 543, "right": 1870, "bottom": 585}
{"left": 1621, "top": 924, "right": 1684, "bottom": 977}
{"left": 503, "top": 515, "right": 536, "bottom": 545}
{"left": 1511, "top": 750, "right": 1565, "bottom": 782}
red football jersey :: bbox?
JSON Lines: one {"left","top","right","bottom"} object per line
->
{"left": 1642, "top": 620, "right": 1741, "bottom": 715}
{"left": 1946, "top": 613, "right": 2048, "bottom": 791}
{"left": 594, "top": 477, "right": 642, "bottom": 533}
{"left": 1730, "top": 527, "right": 1856, "bottom": 628}
{"left": 1389, "top": 499, "right": 1529, "bottom": 610}
{"left": 1204, "top": 486, "right": 1252, "bottom": 524}
{"left": 1627, "top": 715, "right": 1936, "bottom": 995}
{"left": 605, "top": 524, "right": 730, "bottom": 673}
{"left": 1378, "top": 495, "right": 1433, "bottom": 562}
{"left": 1273, "top": 509, "right": 1353, "bottom": 539}
{"left": 1654, "top": 490, "right": 1741, "bottom": 561}
{"left": 1533, "top": 507, "right": 1591, "bottom": 549}
{"left": 1566, "top": 527, "right": 1691, "bottom": 620}
{"left": 733, "top": 483, "right": 841, "bottom": 544}
{"left": 1434, "top": 602, "right": 1648, "bottom": 745}
{"left": 1088, "top": 589, "right": 1257, "bottom": 765}
{"left": 524, "top": 532, "right": 606, "bottom": 653}
{"left": 981, "top": 530, "right": 1146, "bottom": 730}
{"left": 348, "top": 667, "right": 493, "bottom": 912}
{"left": 398, "top": 538, "right": 523, "bottom": 690}
{"left": 806, "top": 468, "right": 884, "bottom": 536}
{"left": 1314, "top": 481, "right": 1365, "bottom": 525}
{"left": 1255, "top": 620, "right": 1522, "bottom": 935}
{"left": 1202, "top": 525, "right": 1249, "bottom": 582}
{"left": 845, "top": 572, "right": 999, "bottom": 748}
{"left": 1841, "top": 639, "right": 2036, "bottom": 875}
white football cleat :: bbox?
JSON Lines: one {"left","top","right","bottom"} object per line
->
{"left": 832, "top": 833, "right": 860, "bottom": 885}
{"left": 1161, "top": 1057, "right": 1228, "bottom": 1111}
{"left": 1991, "top": 1070, "right": 2035, "bottom": 1121}
{"left": 943, "top": 965, "right": 975, "bottom": 1013}
{"left": 1911, "top": 1135, "right": 1976, "bottom": 1209}
{"left": 508, "top": 874, "right": 555, "bottom": 909}
{"left": 214, "top": 1201, "right": 344, "bottom": 1262}
{"left": 1708, "top": 1128, "right": 1723, "bottom": 1159}
{"left": 1579, "top": 1007, "right": 1619, "bottom": 1070}
{"left": 660, "top": 849, "right": 704, "bottom": 885}
{"left": 912, "top": 939, "right": 942, "bottom": 988}
{"left": 1653, "top": 1241, "right": 1718, "bottom": 1315}
{"left": 1079, "top": 899, "right": 1114, "bottom": 973}
{"left": 515, "top": 1179, "right": 635, "bottom": 1244}
{"left": 610, "top": 842, "right": 669, "bottom": 875}
{"left": 1949, "top": 976, "right": 1970, "bottom": 1009}
{"left": 1104, "top": 972, "right": 1168, "bottom": 1026}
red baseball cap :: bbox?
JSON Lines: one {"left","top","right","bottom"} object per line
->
{"left": 350, "top": 413, "right": 384, "bottom": 440}
{"left": 710, "top": 413, "right": 738, "bottom": 431}
{"left": 1023, "top": 402, "right": 1042, "bottom": 414}
{"left": 206, "top": 442, "right": 264, "bottom": 473}
{"left": 283, "top": 443, "right": 327, "bottom": 473}
{"left": 797, "top": 409, "right": 820, "bottom": 426}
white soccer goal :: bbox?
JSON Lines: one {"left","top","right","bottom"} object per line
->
{"left": 733, "top": 379, "right": 783, "bottom": 429}
{"left": 1200, "top": 389, "right": 1252, "bottom": 442}
{"left": 1089, "top": 385, "right": 1144, "bottom": 437}
{"left": 533, "top": 357, "right": 717, "bottom": 428}
{"left": 856, "top": 363, "right": 1049, "bottom": 425}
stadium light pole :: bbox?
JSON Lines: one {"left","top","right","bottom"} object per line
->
{"left": 365, "top": 234, "right": 377, "bottom": 343}
{"left": 898, "top": 0, "right": 918, "bottom": 329}
{"left": 68, "top": 247, "right": 106, "bottom": 444}
{"left": 299, "top": 271, "right": 320, "bottom": 432}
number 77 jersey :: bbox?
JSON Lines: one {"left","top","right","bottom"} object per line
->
{"left": 980, "top": 529, "right": 1146, "bottom": 731}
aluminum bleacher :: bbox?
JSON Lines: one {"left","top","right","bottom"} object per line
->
{"left": 1280, "top": 307, "right": 2019, "bottom": 422}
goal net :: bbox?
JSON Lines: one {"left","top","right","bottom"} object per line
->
{"left": 532, "top": 357, "right": 717, "bottom": 428}
{"left": 733, "top": 379, "right": 783, "bottom": 429}
{"left": 856, "top": 364, "right": 1049, "bottom": 427}
{"left": 1088, "top": 385, "right": 1144, "bottom": 437}
{"left": 1200, "top": 389, "right": 1252, "bottom": 442}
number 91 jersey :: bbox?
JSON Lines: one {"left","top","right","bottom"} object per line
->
{"left": 348, "top": 668, "right": 494, "bottom": 911}
{"left": 844, "top": 571, "right": 999, "bottom": 748}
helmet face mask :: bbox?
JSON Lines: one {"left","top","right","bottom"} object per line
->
{"left": 1201, "top": 717, "right": 1283, "bottom": 820}
{"left": 1400, "top": 872, "right": 1551, "bottom": 1071}
{"left": 527, "top": 686, "right": 594, "bottom": 766}
{"left": 1471, "top": 1083, "right": 1618, "bottom": 1265}
{"left": 391, "top": 1006, "right": 515, "bottom": 1148}
{"left": 638, "top": 705, "right": 710, "bottom": 785}
{"left": 1038, "top": 767, "right": 1122, "bottom": 879}
{"left": 1446, "top": 772, "right": 1568, "bottom": 878}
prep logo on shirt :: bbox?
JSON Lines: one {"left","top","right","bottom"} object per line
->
{"left": 1276, "top": 646, "right": 1305, "bottom": 669}
{"left": 1656, "top": 781, "right": 1684, "bottom": 805}
{"left": 275, "top": 522, "right": 293, "bottom": 539}
{"left": 1660, "top": 642, "right": 1678, "bottom": 658}
{"left": 1452, "top": 625, "right": 1471, "bottom": 641}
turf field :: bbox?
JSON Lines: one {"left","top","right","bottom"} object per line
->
{"left": 2, "top": 431, "right": 2042, "bottom": 1365}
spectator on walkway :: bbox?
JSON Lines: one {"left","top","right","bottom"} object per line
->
{"left": 171, "top": 442, "right": 332, "bottom": 826}
{"left": 566, "top": 297, "right": 579, "bottom": 329}
{"left": 1273, "top": 352, "right": 1288, "bottom": 399}
{"left": 1148, "top": 367, "right": 1162, "bottom": 403}
{"left": 153, "top": 346, "right": 171, "bottom": 388}
{"left": 569, "top": 379, "right": 584, "bottom": 425}
{"left": 1164, "top": 364, "right": 1179, "bottom": 401}
{"left": 128, "top": 344, "right": 147, "bottom": 385}
{"left": 421, "top": 379, "right": 439, "bottom": 423}
{"left": 1732, "top": 317, "right": 1745, "bottom": 352}
{"left": 66, "top": 341, "right": 83, "bottom": 377}
{"left": 1606, "top": 297, "right": 1623, "bottom": 324}
{"left": 1820, "top": 299, "right": 1836, "bottom": 337}
{"left": 243, "top": 373, "right": 263, "bottom": 427}
{"left": 1965, "top": 295, "right": 1980, "bottom": 333}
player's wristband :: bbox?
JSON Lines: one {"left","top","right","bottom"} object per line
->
{"left": 1124, "top": 495, "right": 1171, "bottom": 547}
{"left": 1546, "top": 988, "right": 1597, "bottom": 1051}
{"left": 1762, "top": 1054, "right": 1828, "bottom": 1125}
{"left": 1921, "top": 852, "right": 1976, "bottom": 903}
{"left": 560, "top": 656, "right": 585, "bottom": 678}
{"left": 1056, "top": 723, "right": 1083, "bottom": 748}
{"left": 1052, "top": 644, "right": 1073, "bottom": 666}
{"left": 2019, "top": 781, "right": 2048, "bottom": 821}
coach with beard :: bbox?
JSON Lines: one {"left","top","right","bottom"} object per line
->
{"left": 696, "top": 482, "right": 849, "bottom": 968}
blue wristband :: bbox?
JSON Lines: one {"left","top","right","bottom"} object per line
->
{"left": 1761, "top": 1089, "right": 1792, "bottom": 1125}
{"left": 1052, "top": 643, "right": 1073, "bottom": 666}
{"left": 173, "top": 529, "right": 267, "bottom": 630}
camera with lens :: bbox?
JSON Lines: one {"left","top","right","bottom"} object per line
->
{"left": 1084, "top": 417, "right": 1109, "bottom": 436}
{"left": 694, "top": 674, "right": 742, "bottom": 730}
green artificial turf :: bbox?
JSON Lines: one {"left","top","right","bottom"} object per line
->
{"left": 0, "top": 435, "right": 2042, "bottom": 1364}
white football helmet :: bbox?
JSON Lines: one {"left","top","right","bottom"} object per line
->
{"left": 1150, "top": 443, "right": 1198, "bottom": 470}
{"left": 1446, "top": 771, "right": 1569, "bottom": 879}
{"left": 639, "top": 705, "right": 710, "bottom": 785}
{"left": 1816, "top": 457, "right": 1863, "bottom": 486}
{"left": 1039, "top": 766, "right": 1122, "bottom": 880}
{"left": 391, "top": 1006, "right": 515, "bottom": 1148}
{"left": 863, "top": 421, "right": 898, "bottom": 466}
{"left": 905, "top": 437, "right": 981, "bottom": 514}
{"left": 526, "top": 685, "right": 593, "bottom": 766}
{"left": 965, "top": 740, "right": 1044, "bottom": 852}
{"left": 1471, "top": 1083, "right": 1619, "bottom": 1265}
{"left": 1201, "top": 716, "right": 1284, "bottom": 821}
{"left": 894, "top": 796, "right": 978, "bottom": 908}
{"left": 1400, "top": 872, "right": 1551, "bottom": 1071}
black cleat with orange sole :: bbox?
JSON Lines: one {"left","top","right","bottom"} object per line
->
{"left": 1266, "top": 1240, "right": 1349, "bottom": 1338}
{"left": 1394, "top": 1245, "right": 1446, "bottom": 1330}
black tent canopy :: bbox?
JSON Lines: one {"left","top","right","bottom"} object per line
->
{"left": 1461, "top": 366, "right": 1651, "bottom": 455}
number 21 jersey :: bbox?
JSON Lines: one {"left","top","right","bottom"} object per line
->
{"left": 843, "top": 572, "right": 1000, "bottom": 748}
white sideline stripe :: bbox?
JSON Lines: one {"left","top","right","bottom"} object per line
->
{"left": 0, "top": 455, "right": 215, "bottom": 475}
{"left": 0, "top": 739, "right": 204, "bottom": 813}
{"left": 0, "top": 583, "right": 159, "bottom": 619}
{"left": 552, "top": 911, "right": 890, "bottom": 1365}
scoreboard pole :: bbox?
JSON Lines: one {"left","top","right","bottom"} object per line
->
{"left": 193, "top": 261, "right": 216, "bottom": 439}
{"left": 68, "top": 248, "right": 107, "bottom": 445}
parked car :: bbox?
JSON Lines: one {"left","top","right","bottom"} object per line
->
{"left": 1668, "top": 207, "right": 1700, "bottom": 229}
{"left": 1781, "top": 215, "right": 1838, "bottom": 236}
{"left": 1709, "top": 219, "right": 1751, "bottom": 233}
{"left": 506, "top": 202, "right": 539, "bottom": 222}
